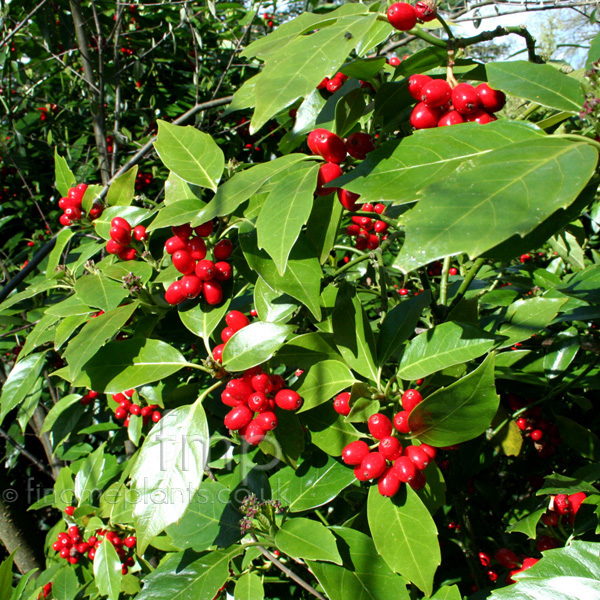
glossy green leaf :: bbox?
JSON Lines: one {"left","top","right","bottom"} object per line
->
{"left": 276, "top": 518, "right": 342, "bottom": 564}
{"left": 431, "top": 585, "right": 462, "bottom": 600}
{"left": 254, "top": 277, "right": 297, "bottom": 324}
{"left": 54, "top": 149, "right": 76, "bottom": 198}
{"left": 335, "top": 88, "right": 367, "bottom": 137}
{"left": 557, "top": 264, "right": 600, "bottom": 304}
{"left": 506, "top": 508, "right": 545, "bottom": 539}
{"left": 488, "top": 541, "right": 600, "bottom": 600}
{"left": 586, "top": 31, "right": 600, "bottom": 69}
{"left": 136, "top": 546, "right": 242, "bottom": 600}
{"left": 270, "top": 452, "right": 356, "bottom": 512}
{"left": 234, "top": 573, "right": 264, "bottom": 600}
{"left": 377, "top": 291, "right": 431, "bottom": 366}
{"left": 0, "top": 352, "right": 45, "bottom": 425}
{"left": 41, "top": 394, "right": 81, "bottom": 434}
{"left": 273, "top": 332, "right": 343, "bottom": 370}
{"left": 543, "top": 327, "right": 579, "bottom": 379}
{"left": 302, "top": 403, "right": 364, "bottom": 456}
{"left": 332, "top": 285, "right": 378, "bottom": 382}
{"left": 295, "top": 360, "right": 356, "bottom": 413}
{"left": 341, "top": 56, "right": 386, "bottom": 80}
{"left": 305, "top": 189, "right": 343, "bottom": 264}
{"left": 222, "top": 322, "right": 296, "bottom": 371}
{"left": 556, "top": 416, "right": 600, "bottom": 462}
{"left": 64, "top": 302, "right": 138, "bottom": 379}
{"left": 81, "top": 184, "right": 104, "bottom": 213}
{"left": 103, "top": 261, "right": 153, "bottom": 284}
{"left": 69, "top": 338, "right": 186, "bottom": 393}
{"left": 166, "top": 480, "right": 241, "bottom": 552}
{"left": 46, "top": 229, "right": 74, "bottom": 277}
{"left": 0, "top": 552, "right": 14, "bottom": 600}
{"left": 259, "top": 409, "right": 305, "bottom": 468}
{"left": 335, "top": 121, "right": 543, "bottom": 202}
{"left": 93, "top": 537, "right": 122, "bottom": 600}
{"left": 395, "top": 138, "right": 597, "bottom": 273}
{"left": 74, "top": 274, "right": 129, "bottom": 313}
{"left": 409, "top": 354, "right": 500, "bottom": 446}
{"left": 179, "top": 294, "right": 231, "bottom": 343}
{"left": 239, "top": 226, "right": 322, "bottom": 320}
{"left": 367, "top": 485, "right": 440, "bottom": 596}
{"left": 307, "top": 527, "right": 410, "bottom": 600}
{"left": 154, "top": 120, "right": 224, "bottom": 191}
{"left": 0, "top": 280, "right": 59, "bottom": 312}
{"left": 47, "top": 297, "right": 92, "bottom": 318}
{"left": 148, "top": 198, "right": 206, "bottom": 231}
{"left": 51, "top": 567, "right": 78, "bottom": 600}
{"left": 397, "top": 322, "right": 496, "bottom": 381}
{"left": 256, "top": 163, "right": 319, "bottom": 274}
{"left": 130, "top": 400, "right": 209, "bottom": 553}
{"left": 106, "top": 166, "right": 138, "bottom": 206}
{"left": 74, "top": 443, "right": 106, "bottom": 503}
{"left": 164, "top": 172, "right": 203, "bottom": 205}
{"left": 192, "top": 154, "right": 309, "bottom": 225}
{"left": 487, "top": 60, "right": 585, "bottom": 113}
{"left": 19, "top": 313, "right": 59, "bottom": 359}
{"left": 538, "top": 473, "right": 598, "bottom": 496}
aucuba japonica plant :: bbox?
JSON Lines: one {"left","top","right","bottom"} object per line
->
{"left": 2, "top": 1, "right": 600, "bottom": 600}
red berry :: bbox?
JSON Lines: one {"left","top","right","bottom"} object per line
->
{"left": 408, "top": 74, "right": 432, "bottom": 101}
{"left": 522, "top": 557, "right": 539, "bottom": 570}
{"left": 59, "top": 547, "right": 70, "bottom": 559}
{"left": 345, "top": 132, "right": 374, "bottom": 160}
{"left": 133, "top": 225, "right": 147, "bottom": 241}
{"left": 414, "top": 1, "right": 436, "bottom": 21}
{"left": 226, "top": 310, "right": 250, "bottom": 331}
{"left": 115, "top": 407, "right": 128, "bottom": 420}
{"left": 213, "top": 344, "right": 225, "bottom": 362}
{"left": 479, "top": 551, "right": 492, "bottom": 567}
{"left": 180, "top": 275, "right": 202, "bottom": 299}
{"left": 464, "top": 109, "right": 496, "bottom": 124}
{"left": 421, "top": 79, "right": 452, "bottom": 107}
{"left": 554, "top": 494, "right": 570, "bottom": 515}
{"left": 275, "top": 389, "right": 303, "bottom": 411}
{"left": 226, "top": 379, "right": 254, "bottom": 401}
{"left": 225, "top": 405, "right": 254, "bottom": 430}
{"left": 476, "top": 83, "right": 506, "bottom": 113}
{"left": 342, "top": 440, "right": 370, "bottom": 465}
{"left": 129, "top": 404, "right": 141, "bottom": 416}
{"left": 536, "top": 535, "right": 559, "bottom": 552}
{"left": 374, "top": 203, "right": 385, "bottom": 214}
{"left": 214, "top": 239, "right": 233, "bottom": 260}
{"left": 195, "top": 259, "right": 216, "bottom": 281}
{"left": 151, "top": 411, "right": 162, "bottom": 422}
{"left": 541, "top": 511, "right": 559, "bottom": 527}
{"left": 410, "top": 102, "right": 441, "bottom": 129}
{"left": 333, "top": 392, "right": 351, "bottom": 416}
{"left": 165, "top": 280, "right": 185, "bottom": 306}
{"left": 59, "top": 213, "right": 72, "bottom": 227}
{"left": 337, "top": 188, "right": 361, "bottom": 211}
{"left": 387, "top": 2, "right": 417, "bottom": 31}
{"left": 354, "top": 465, "right": 370, "bottom": 482}
{"left": 307, "top": 129, "right": 347, "bottom": 164}
{"left": 405, "top": 445, "right": 431, "bottom": 470}
{"left": 106, "top": 239, "right": 126, "bottom": 255}
{"left": 194, "top": 220, "right": 214, "bottom": 237}
{"left": 530, "top": 429, "right": 543, "bottom": 441}
{"left": 393, "top": 410, "right": 411, "bottom": 433}
{"left": 187, "top": 237, "right": 207, "bottom": 261}
{"left": 118, "top": 247, "right": 137, "bottom": 261}
{"left": 255, "top": 411, "right": 277, "bottom": 431}
{"left": 172, "top": 224, "right": 193, "bottom": 240}
{"left": 315, "top": 162, "right": 343, "bottom": 196}
{"left": 368, "top": 413, "right": 393, "bottom": 439}
{"left": 111, "top": 217, "right": 131, "bottom": 232}
{"left": 378, "top": 436, "right": 402, "bottom": 461}
{"left": 165, "top": 236, "right": 187, "bottom": 254}
{"left": 214, "top": 261, "right": 232, "bottom": 281}
{"left": 251, "top": 373, "right": 274, "bottom": 394}
{"left": 378, "top": 467, "right": 401, "bottom": 497}
{"left": 68, "top": 525, "right": 79, "bottom": 537}
{"left": 401, "top": 389, "right": 423, "bottom": 412}
{"left": 245, "top": 421, "right": 266, "bottom": 445}
{"left": 110, "top": 225, "right": 131, "bottom": 246}
{"left": 221, "top": 326, "right": 236, "bottom": 343}
{"left": 495, "top": 547, "right": 520, "bottom": 569}
{"left": 392, "top": 456, "right": 417, "bottom": 482}
{"left": 360, "top": 452, "right": 387, "bottom": 480}
{"left": 172, "top": 250, "right": 195, "bottom": 275}
{"left": 409, "top": 469, "right": 427, "bottom": 490}
{"left": 568, "top": 491, "right": 587, "bottom": 516}
{"left": 65, "top": 506, "right": 75, "bottom": 516}
{"left": 248, "top": 392, "right": 269, "bottom": 413}
{"left": 419, "top": 443, "right": 437, "bottom": 459}
{"left": 203, "top": 279, "right": 223, "bottom": 305}
{"left": 438, "top": 110, "right": 464, "bottom": 127}
{"left": 451, "top": 83, "right": 480, "bottom": 115}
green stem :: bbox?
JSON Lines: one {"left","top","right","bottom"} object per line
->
{"left": 198, "top": 378, "right": 225, "bottom": 401}
{"left": 436, "top": 14, "right": 454, "bottom": 40}
{"left": 456, "top": 25, "right": 542, "bottom": 63}
{"left": 516, "top": 102, "right": 541, "bottom": 121}
{"left": 408, "top": 26, "right": 446, "bottom": 48}
{"left": 315, "top": 510, "right": 328, "bottom": 526}
{"left": 439, "top": 256, "right": 451, "bottom": 306}
{"left": 185, "top": 362, "right": 212, "bottom": 374}
{"left": 447, "top": 257, "right": 485, "bottom": 314}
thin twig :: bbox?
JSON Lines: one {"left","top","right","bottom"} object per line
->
{"left": 0, "top": 427, "right": 55, "bottom": 480}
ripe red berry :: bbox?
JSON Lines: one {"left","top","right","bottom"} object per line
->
{"left": 438, "top": 110, "right": 464, "bottom": 127}
{"left": 151, "top": 411, "right": 162, "bottom": 422}
{"left": 464, "top": 109, "right": 496, "bottom": 124}
{"left": 248, "top": 392, "right": 269, "bottom": 413}
{"left": 387, "top": 2, "right": 417, "bottom": 31}
{"left": 414, "top": 1, "right": 436, "bottom": 21}
{"left": 368, "top": 413, "right": 393, "bottom": 439}
{"left": 360, "top": 452, "right": 387, "bottom": 480}
{"left": 307, "top": 129, "right": 347, "bottom": 164}
{"left": 225, "top": 405, "right": 254, "bottom": 430}
{"left": 255, "top": 411, "right": 277, "bottom": 431}
{"left": 115, "top": 407, "right": 128, "bottom": 420}
{"left": 345, "top": 132, "right": 374, "bottom": 160}
{"left": 536, "top": 535, "right": 559, "bottom": 552}
{"left": 129, "top": 404, "right": 141, "bottom": 416}
{"left": 214, "top": 261, "right": 232, "bottom": 281}
{"left": 172, "top": 224, "right": 192, "bottom": 240}
{"left": 554, "top": 494, "right": 570, "bottom": 515}
{"left": 410, "top": 102, "right": 441, "bottom": 129}
{"left": 408, "top": 74, "right": 432, "bottom": 101}
{"left": 180, "top": 275, "right": 202, "bottom": 299}
{"left": 195, "top": 259, "right": 216, "bottom": 280}
{"left": 568, "top": 491, "right": 587, "bottom": 516}
{"left": 333, "top": 392, "right": 351, "bottom": 416}
{"left": 59, "top": 214, "right": 72, "bottom": 227}
{"left": 221, "top": 326, "right": 235, "bottom": 343}
{"left": 421, "top": 79, "right": 452, "bottom": 107}
{"left": 187, "top": 237, "right": 207, "bottom": 261}
{"left": 214, "top": 239, "right": 233, "bottom": 260}
{"left": 378, "top": 436, "right": 402, "bottom": 461}
{"left": 479, "top": 551, "right": 492, "bottom": 567}
{"left": 409, "top": 469, "right": 427, "bottom": 490}
{"left": 495, "top": 547, "right": 520, "bottom": 569}
{"left": 405, "top": 445, "right": 431, "bottom": 470}
{"left": 392, "top": 456, "right": 417, "bottom": 482}
{"left": 251, "top": 373, "right": 274, "bottom": 394}
{"left": 65, "top": 506, "right": 75, "bottom": 516}
{"left": 401, "top": 389, "right": 423, "bottom": 412}
{"left": 226, "top": 379, "right": 253, "bottom": 401}
{"left": 111, "top": 217, "right": 131, "bottom": 232}
{"left": 541, "top": 511, "right": 559, "bottom": 527}
{"left": 315, "top": 162, "right": 343, "bottom": 196}
{"left": 378, "top": 467, "right": 401, "bottom": 497}
{"left": 476, "top": 83, "right": 506, "bottom": 113}
{"left": 165, "top": 236, "right": 187, "bottom": 254}
{"left": 172, "top": 250, "right": 196, "bottom": 275}
{"left": 194, "top": 220, "right": 214, "bottom": 237}
{"left": 530, "top": 429, "right": 543, "bottom": 441}
{"left": 245, "top": 421, "right": 266, "bottom": 445}
{"left": 275, "top": 389, "right": 303, "bottom": 411}
{"left": 110, "top": 225, "right": 131, "bottom": 246}
{"left": 342, "top": 440, "right": 370, "bottom": 465}
{"left": 106, "top": 239, "right": 126, "bottom": 255}
{"left": 165, "top": 280, "right": 185, "bottom": 305}
{"left": 133, "top": 225, "right": 147, "bottom": 241}
{"left": 337, "top": 188, "right": 361, "bottom": 211}
{"left": 226, "top": 310, "right": 250, "bottom": 331}
{"left": 393, "top": 410, "right": 411, "bottom": 433}
{"left": 419, "top": 443, "right": 437, "bottom": 459}
{"left": 213, "top": 344, "right": 225, "bottom": 362}
{"left": 203, "top": 279, "right": 223, "bottom": 305}
{"left": 118, "top": 247, "right": 137, "bottom": 261}
{"left": 451, "top": 83, "right": 480, "bottom": 115}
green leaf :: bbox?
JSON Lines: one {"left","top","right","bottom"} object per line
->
{"left": 394, "top": 138, "right": 597, "bottom": 273}
{"left": 103, "top": 261, "right": 153, "bottom": 284}
{"left": 557, "top": 264, "right": 600, "bottom": 304}
{"left": 586, "top": 31, "right": 600, "bottom": 69}
{"left": 367, "top": 485, "right": 440, "bottom": 596}
{"left": 0, "top": 552, "right": 15, "bottom": 600}
{"left": 74, "top": 443, "right": 106, "bottom": 502}
{"left": 273, "top": 332, "right": 343, "bottom": 370}
{"left": 164, "top": 172, "right": 203, "bottom": 205}
{"left": 166, "top": 480, "right": 241, "bottom": 552}
{"left": 106, "top": 166, "right": 138, "bottom": 206}
{"left": 93, "top": 538, "right": 122, "bottom": 600}
{"left": 154, "top": 120, "right": 224, "bottom": 191}
{"left": 305, "top": 189, "right": 344, "bottom": 264}
{"left": 74, "top": 274, "right": 129, "bottom": 313}
{"left": 53, "top": 467, "right": 74, "bottom": 511}
{"left": 259, "top": 409, "right": 305, "bottom": 468}
{"left": 256, "top": 163, "right": 319, "bottom": 274}
{"left": 335, "top": 121, "right": 543, "bottom": 202}
{"left": 487, "top": 60, "right": 585, "bottom": 113}
{"left": 54, "top": 149, "right": 76, "bottom": 197}
{"left": 397, "top": 322, "right": 496, "bottom": 381}
{"left": 130, "top": 399, "right": 209, "bottom": 553}
{"left": 377, "top": 292, "right": 431, "bottom": 366}
{"left": 47, "top": 296, "right": 92, "bottom": 318}
{"left": 51, "top": 567, "right": 79, "bottom": 600}
{"left": 41, "top": 394, "right": 81, "bottom": 434}
{"left": 81, "top": 184, "right": 104, "bottom": 213}
{"left": 332, "top": 285, "right": 378, "bottom": 382}
{"left": 341, "top": 56, "right": 387, "bottom": 80}
{"left": 148, "top": 198, "right": 206, "bottom": 231}
{"left": 136, "top": 546, "right": 242, "bottom": 600}
{"left": 0, "top": 280, "right": 58, "bottom": 313}
{"left": 19, "top": 313, "right": 59, "bottom": 359}
{"left": 538, "top": 473, "right": 598, "bottom": 496}
{"left": 64, "top": 302, "right": 138, "bottom": 379}
{"left": 69, "top": 338, "right": 187, "bottom": 393}
{"left": 276, "top": 518, "right": 342, "bottom": 564}
{"left": 270, "top": 452, "right": 356, "bottom": 513}
{"left": 222, "top": 322, "right": 296, "bottom": 371}
{"left": 302, "top": 403, "right": 364, "bottom": 456}
{"left": 543, "top": 327, "right": 579, "bottom": 379}
{"left": 93, "top": 206, "right": 152, "bottom": 240}
{"left": 46, "top": 229, "right": 74, "bottom": 277}
{"left": 0, "top": 352, "right": 45, "bottom": 425}
{"left": 431, "top": 585, "right": 462, "bottom": 600}
{"left": 234, "top": 573, "right": 264, "bottom": 600}
{"left": 239, "top": 226, "right": 322, "bottom": 320}
{"left": 488, "top": 541, "right": 600, "bottom": 600}
{"left": 409, "top": 354, "right": 500, "bottom": 446}
{"left": 295, "top": 360, "right": 356, "bottom": 413}
{"left": 179, "top": 295, "right": 232, "bottom": 343}
{"left": 307, "top": 526, "right": 410, "bottom": 600}
{"left": 556, "top": 416, "right": 600, "bottom": 462}
{"left": 506, "top": 508, "right": 545, "bottom": 539}
{"left": 254, "top": 277, "right": 297, "bottom": 324}
{"left": 335, "top": 88, "right": 367, "bottom": 137}
{"left": 192, "top": 154, "right": 309, "bottom": 225}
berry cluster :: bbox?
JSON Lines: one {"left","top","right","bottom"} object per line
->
{"left": 38, "top": 583, "right": 52, "bottom": 599}
{"left": 111, "top": 389, "right": 162, "bottom": 426}
{"left": 317, "top": 72, "right": 348, "bottom": 94}
{"left": 79, "top": 389, "right": 99, "bottom": 406}
{"left": 220, "top": 366, "right": 303, "bottom": 445}
{"left": 479, "top": 548, "right": 539, "bottom": 585}
{"left": 105, "top": 217, "right": 147, "bottom": 261}
{"left": 543, "top": 491, "right": 587, "bottom": 527}
{"left": 387, "top": 2, "right": 436, "bottom": 31}
{"left": 212, "top": 310, "right": 251, "bottom": 363}
{"left": 345, "top": 202, "right": 388, "bottom": 250}
{"left": 135, "top": 171, "right": 153, "bottom": 191}
{"left": 338, "top": 389, "right": 433, "bottom": 497}
{"left": 164, "top": 222, "right": 233, "bottom": 306}
{"left": 408, "top": 77, "right": 506, "bottom": 129}
{"left": 58, "top": 183, "right": 102, "bottom": 226}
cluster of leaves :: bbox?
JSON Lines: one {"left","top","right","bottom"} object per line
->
{"left": 2, "top": 2, "right": 600, "bottom": 600}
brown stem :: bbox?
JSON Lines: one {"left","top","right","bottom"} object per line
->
{"left": 31, "top": 407, "right": 63, "bottom": 479}
{"left": 0, "top": 427, "right": 55, "bottom": 480}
